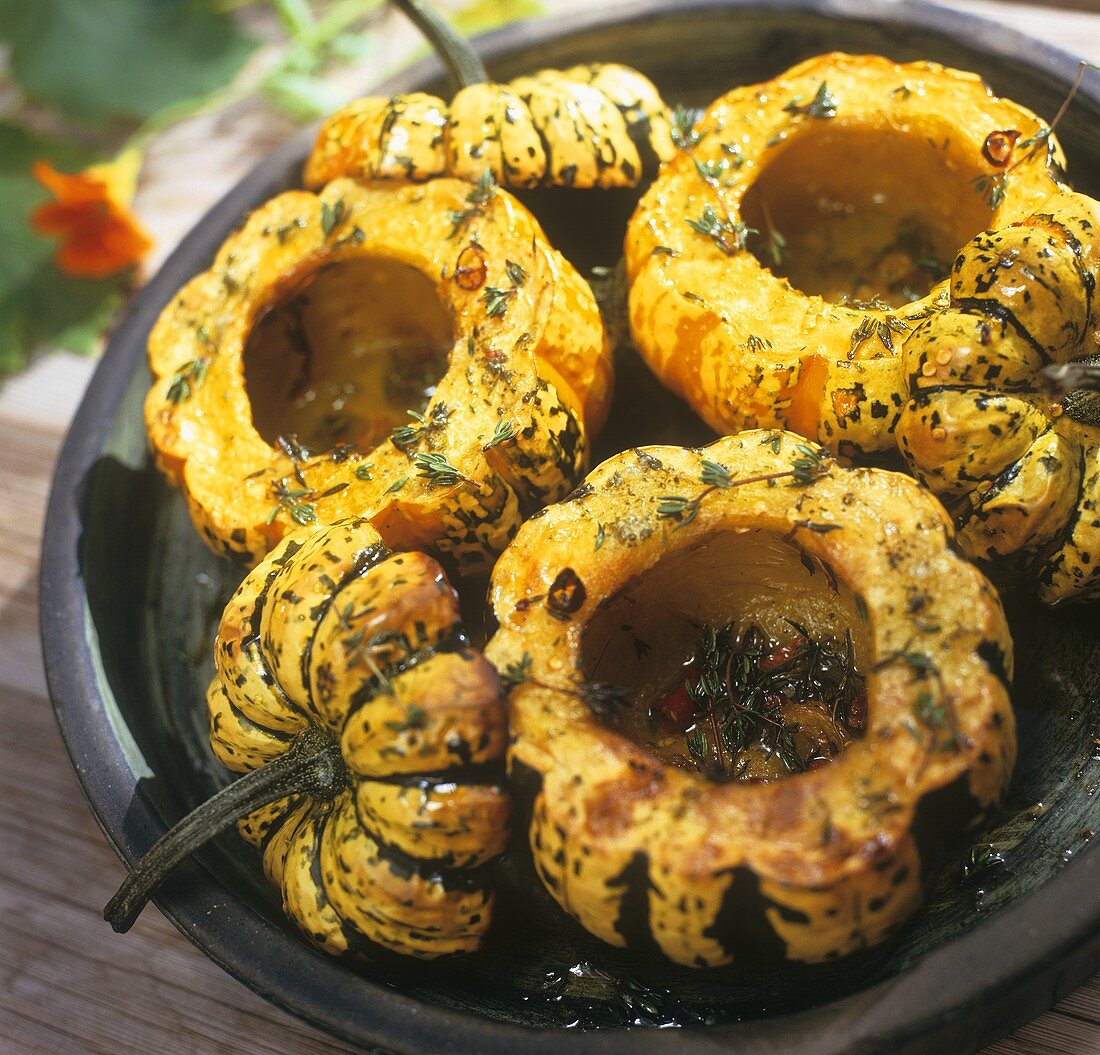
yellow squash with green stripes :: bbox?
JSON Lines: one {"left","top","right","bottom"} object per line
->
{"left": 305, "top": 63, "right": 675, "bottom": 191}
{"left": 897, "top": 189, "right": 1100, "bottom": 604}
{"left": 145, "top": 175, "right": 611, "bottom": 572}
{"left": 486, "top": 432, "right": 1015, "bottom": 966}
{"left": 209, "top": 517, "right": 509, "bottom": 958}
{"left": 625, "top": 52, "right": 1064, "bottom": 456}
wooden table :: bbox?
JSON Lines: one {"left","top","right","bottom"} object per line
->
{"left": 3, "top": 2, "right": 1100, "bottom": 1052}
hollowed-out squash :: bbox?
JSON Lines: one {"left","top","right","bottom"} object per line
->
{"left": 145, "top": 175, "right": 611, "bottom": 571}
{"left": 485, "top": 431, "right": 1015, "bottom": 966}
{"left": 625, "top": 52, "right": 1065, "bottom": 456}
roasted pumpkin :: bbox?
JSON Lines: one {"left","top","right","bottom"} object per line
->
{"left": 486, "top": 431, "right": 1015, "bottom": 966}
{"left": 625, "top": 52, "right": 1065, "bottom": 455}
{"left": 145, "top": 175, "right": 611, "bottom": 570}
{"left": 105, "top": 517, "right": 509, "bottom": 959}
{"left": 896, "top": 189, "right": 1100, "bottom": 604}
{"left": 304, "top": 0, "right": 674, "bottom": 190}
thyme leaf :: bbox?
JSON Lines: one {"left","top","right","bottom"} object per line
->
{"left": 500, "top": 652, "right": 532, "bottom": 689}
{"left": 505, "top": 259, "right": 528, "bottom": 287}
{"left": 671, "top": 104, "right": 704, "bottom": 150}
{"left": 166, "top": 357, "right": 209, "bottom": 404}
{"left": 320, "top": 198, "right": 347, "bottom": 237}
{"left": 685, "top": 205, "right": 754, "bottom": 256}
{"left": 485, "top": 416, "right": 519, "bottom": 449}
{"left": 267, "top": 478, "right": 316, "bottom": 526}
{"left": 412, "top": 451, "right": 470, "bottom": 488}
{"left": 784, "top": 81, "right": 838, "bottom": 120}
{"left": 481, "top": 285, "right": 515, "bottom": 318}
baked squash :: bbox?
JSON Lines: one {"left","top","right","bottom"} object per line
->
{"left": 625, "top": 52, "right": 1065, "bottom": 455}
{"left": 486, "top": 431, "right": 1015, "bottom": 966}
{"left": 145, "top": 175, "right": 611, "bottom": 570}
{"left": 897, "top": 189, "right": 1100, "bottom": 604}
{"left": 304, "top": 0, "right": 674, "bottom": 190}
{"left": 105, "top": 517, "right": 509, "bottom": 959}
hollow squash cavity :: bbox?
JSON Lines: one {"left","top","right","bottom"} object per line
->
{"left": 244, "top": 256, "right": 453, "bottom": 454}
{"left": 580, "top": 529, "right": 869, "bottom": 783}
{"left": 741, "top": 125, "right": 993, "bottom": 309}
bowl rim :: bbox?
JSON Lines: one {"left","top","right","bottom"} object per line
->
{"left": 41, "top": 1, "right": 1100, "bottom": 1053}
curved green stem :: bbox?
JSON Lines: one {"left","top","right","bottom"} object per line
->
{"left": 104, "top": 725, "right": 346, "bottom": 934}
{"left": 389, "top": 0, "right": 488, "bottom": 92}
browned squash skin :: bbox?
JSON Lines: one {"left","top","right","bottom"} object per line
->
{"left": 486, "top": 431, "right": 1014, "bottom": 967}
{"left": 625, "top": 53, "right": 1064, "bottom": 456}
{"left": 897, "top": 190, "right": 1100, "bottom": 604}
{"left": 209, "top": 517, "right": 508, "bottom": 959}
{"left": 145, "top": 176, "right": 611, "bottom": 571}
{"left": 305, "top": 64, "right": 675, "bottom": 191}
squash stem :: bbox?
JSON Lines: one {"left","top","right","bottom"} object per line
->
{"left": 389, "top": 0, "right": 488, "bottom": 92}
{"left": 103, "top": 725, "right": 346, "bottom": 934}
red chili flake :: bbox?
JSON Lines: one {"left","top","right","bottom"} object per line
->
{"left": 454, "top": 243, "right": 488, "bottom": 291}
{"left": 848, "top": 690, "right": 868, "bottom": 734}
{"left": 982, "top": 129, "right": 1020, "bottom": 168}
{"left": 656, "top": 683, "right": 695, "bottom": 730}
{"left": 546, "top": 567, "right": 586, "bottom": 616}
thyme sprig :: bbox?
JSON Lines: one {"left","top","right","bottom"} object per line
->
{"left": 412, "top": 451, "right": 471, "bottom": 489}
{"left": 676, "top": 622, "right": 864, "bottom": 780}
{"left": 497, "top": 652, "right": 630, "bottom": 720}
{"left": 481, "top": 285, "right": 515, "bottom": 317}
{"left": 267, "top": 478, "right": 316, "bottom": 527}
{"left": 670, "top": 104, "right": 705, "bottom": 150}
{"left": 849, "top": 314, "right": 910, "bottom": 357}
{"left": 484, "top": 416, "right": 519, "bottom": 449}
{"left": 784, "top": 81, "right": 838, "bottom": 120}
{"left": 685, "top": 204, "right": 755, "bottom": 256}
{"left": 334, "top": 606, "right": 413, "bottom": 696}
{"left": 761, "top": 202, "right": 787, "bottom": 267}
{"left": 448, "top": 168, "right": 496, "bottom": 239}
{"left": 320, "top": 198, "right": 348, "bottom": 237}
{"left": 166, "top": 358, "right": 209, "bottom": 403}
{"left": 657, "top": 447, "right": 831, "bottom": 528}
{"left": 970, "top": 61, "right": 1098, "bottom": 210}
{"left": 390, "top": 409, "right": 427, "bottom": 452}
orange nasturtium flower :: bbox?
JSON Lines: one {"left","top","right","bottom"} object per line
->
{"left": 30, "top": 149, "right": 153, "bottom": 279}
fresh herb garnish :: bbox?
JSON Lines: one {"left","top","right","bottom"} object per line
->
{"left": 166, "top": 357, "right": 209, "bottom": 404}
{"left": 651, "top": 621, "right": 865, "bottom": 781}
{"left": 485, "top": 417, "right": 519, "bottom": 449}
{"left": 685, "top": 204, "right": 754, "bottom": 256}
{"left": 671, "top": 104, "right": 704, "bottom": 150}
{"left": 448, "top": 168, "right": 496, "bottom": 238}
{"left": 657, "top": 447, "right": 831, "bottom": 527}
{"left": 320, "top": 198, "right": 347, "bottom": 237}
{"left": 412, "top": 451, "right": 470, "bottom": 488}
{"left": 784, "top": 81, "right": 838, "bottom": 120}
{"left": 481, "top": 285, "right": 515, "bottom": 318}
{"left": 267, "top": 478, "right": 316, "bottom": 527}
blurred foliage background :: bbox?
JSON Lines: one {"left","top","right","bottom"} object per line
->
{"left": 0, "top": 0, "right": 543, "bottom": 379}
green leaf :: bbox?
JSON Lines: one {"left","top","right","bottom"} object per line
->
{"left": 452, "top": 0, "right": 545, "bottom": 35}
{"left": 0, "top": 123, "right": 130, "bottom": 377}
{"left": 262, "top": 69, "right": 347, "bottom": 123}
{"left": 0, "top": 0, "right": 256, "bottom": 125}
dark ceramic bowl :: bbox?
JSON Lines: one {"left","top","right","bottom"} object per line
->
{"left": 42, "top": 2, "right": 1100, "bottom": 1053}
